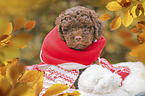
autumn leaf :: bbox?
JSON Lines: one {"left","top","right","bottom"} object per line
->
{"left": 3, "top": 22, "right": 12, "bottom": 35}
{"left": 119, "top": 0, "right": 131, "bottom": 8}
{"left": 14, "top": 83, "right": 30, "bottom": 95}
{"left": 123, "top": 39, "right": 140, "bottom": 49}
{"left": 0, "top": 66, "right": 7, "bottom": 76}
{"left": 136, "top": 3, "right": 144, "bottom": 16}
{"left": 122, "top": 9, "right": 133, "bottom": 27}
{"left": 19, "top": 70, "right": 43, "bottom": 83}
{"left": 67, "top": 90, "right": 81, "bottom": 96}
{"left": 7, "top": 58, "right": 19, "bottom": 65}
{"left": 136, "top": 24, "right": 145, "bottom": 29}
{"left": 138, "top": 32, "right": 145, "bottom": 43}
{"left": 0, "top": 47, "right": 20, "bottom": 62}
{"left": 99, "top": 14, "right": 111, "bottom": 21}
{"left": 43, "top": 84, "right": 69, "bottom": 96}
{"left": 106, "top": 1, "right": 122, "bottom": 11}
{"left": 118, "top": 29, "right": 131, "bottom": 38}
{"left": 110, "top": 16, "right": 121, "bottom": 30}
{"left": 33, "top": 83, "right": 43, "bottom": 96}
{"left": 6, "top": 62, "right": 24, "bottom": 86}
{"left": 0, "top": 35, "right": 9, "bottom": 41}
{"left": 0, "top": 35, "right": 11, "bottom": 43}
{"left": 131, "top": 28, "right": 139, "bottom": 33}
{"left": 130, "top": 43, "right": 145, "bottom": 63}
{"left": 20, "top": 88, "right": 35, "bottom": 96}
{"left": 10, "top": 33, "right": 32, "bottom": 48}
{"left": 0, "top": 74, "right": 11, "bottom": 93}
{"left": 131, "top": 6, "right": 142, "bottom": 18}
{"left": 14, "top": 16, "right": 26, "bottom": 32}
{"left": 25, "top": 21, "right": 36, "bottom": 31}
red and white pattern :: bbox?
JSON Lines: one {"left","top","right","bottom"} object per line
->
{"left": 98, "top": 58, "right": 130, "bottom": 86}
{"left": 25, "top": 64, "right": 79, "bottom": 96}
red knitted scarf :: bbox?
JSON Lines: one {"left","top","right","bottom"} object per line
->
{"left": 40, "top": 26, "right": 106, "bottom": 66}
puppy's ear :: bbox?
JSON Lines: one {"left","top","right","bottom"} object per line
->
{"left": 57, "top": 25, "right": 65, "bottom": 41}
{"left": 89, "top": 11, "right": 104, "bottom": 40}
{"left": 55, "top": 13, "right": 66, "bottom": 41}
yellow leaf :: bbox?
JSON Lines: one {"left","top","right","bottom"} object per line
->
{"left": 14, "top": 16, "right": 26, "bottom": 32}
{"left": 110, "top": 16, "right": 121, "bottom": 30}
{"left": 0, "top": 35, "right": 9, "bottom": 41}
{"left": 117, "top": 0, "right": 122, "bottom": 3}
{"left": 25, "top": 21, "right": 36, "bottom": 31}
{"left": 43, "top": 84, "right": 69, "bottom": 96}
{"left": 18, "top": 70, "right": 44, "bottom": 91}
{"left": 3, "top": 22, "right": 12, "bottom": 35}
{"left": 131, "top": 28, "right": 139, "bottom": 33}
{"left": 123, "top": 9, "right": 133, "bottom": 27}
{"left": 67, "top": 90, "right": 81, "bottom": 96}
{"left": 0, "top": 66, "right": 7, "bottom": 76}
{"left": 11, "top": 33, "right": 32, "bottom": 48}
{"left": 99, "top": 14, "right": 111, "bottom": 21}
{"left": 62, "top": 93, "right": 68, "bottom": 96}
{"left": 0, "top": 47, "right": 20, "bottom": 62}
{"left": 6, "top": 63, "right": 24, "bottom": 86}
{"left": 0, "top": 74, "right": 11, "bottom": 93}
{"left": 131, "top": 6, "right": 142, "bottom": 18}
{"left": 0, "top": 35, "right": 11, "bottom": 43}
{"left": 130, "top": 43, "right": 145, "bottom": 63}
{"left": 20, "top": 88, "right": 35, "bottom": 96}
{"left": 33, "top": 83, "right": 43, "bottom": 96}
{"left": 14, "top": 83, "right": 30, "bottom": 96}
{"left": 19, "top": 70, "right": 43, "bottom": 83}
{"left": 106, "top": 1, "right": 122, "bottom": 11}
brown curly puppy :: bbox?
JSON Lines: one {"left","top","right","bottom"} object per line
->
{"left": 55, "top": 6, "right": 104, "bottom": 50}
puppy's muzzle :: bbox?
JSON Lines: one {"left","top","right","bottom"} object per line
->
{"left": 74, "top": 36, "right": 82, "bottom": 42}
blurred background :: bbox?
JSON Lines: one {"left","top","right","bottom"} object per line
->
{"left": 1, "top": 0, "right": 140, "bottom": 65}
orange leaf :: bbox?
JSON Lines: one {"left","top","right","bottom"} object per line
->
{"left": 14, "top": 16, "right": 26, "bottom": 32}
{"left": 138, "top": 33, "right": 145, "bottom": 43}
{"left": 25, "top": 21, "right": 36, "bottom": 31}
{"left": 99, "top": 14, "right": 111, "bottom": 21}
{"left": 118, "top": 29, "right": 131, "bottom": 38}
{"left": 123, "top": 39, "right": 140, "bottom": 49}
{"left": 136, "top": 24, "right": 145, "bottom": 29}
{"left": 131, "top": 28, "right": 139, "bottom": 33}
{"left": 110, "top": 16, "right": 121, "bottom": 30}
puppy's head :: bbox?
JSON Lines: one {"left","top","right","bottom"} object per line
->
{"left": 55, "top": 6, "right": 104, "bottom": 50}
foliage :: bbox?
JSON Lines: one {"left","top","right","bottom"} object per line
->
{"left": 0, "top": 16, "right": 35, "bottom": 64}
{"left": 0, "top": 58, "right": 44, "bottom": 96}
{"left": 106, "top": 0, "right": 145, "bottom": 29}
{"left": 106, "top": 0, "right": 145, "bottom": 63}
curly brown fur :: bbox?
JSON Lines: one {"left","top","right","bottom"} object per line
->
{"left": 55, "top": 6, "right": 104, "bottom": 50}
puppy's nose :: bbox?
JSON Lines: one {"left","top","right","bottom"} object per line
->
{"left": 74, "top": 36, "right": 82, "bottom": 41}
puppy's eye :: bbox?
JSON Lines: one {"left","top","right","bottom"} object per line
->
{"left": 83, "top": 31, "right": 88, "bottom": 33}
{"left": 63, "top": 29, "right": 67, "bottom": 31}
{"left": 84, "top": 25, "right": 87, "bottom": 28}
